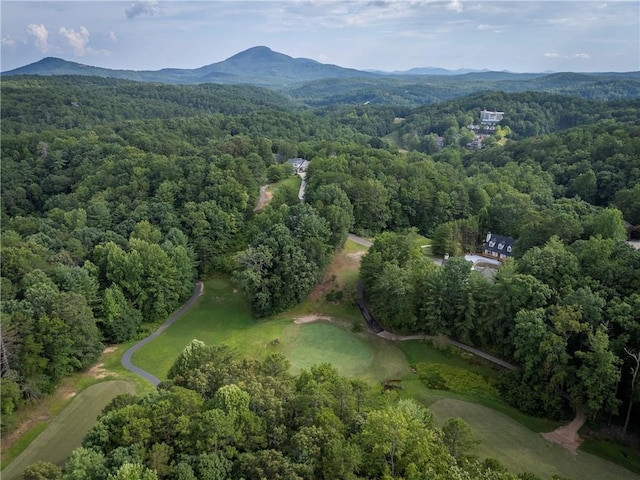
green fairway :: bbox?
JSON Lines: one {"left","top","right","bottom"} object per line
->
{"left": 281, "top": 320, "right": 409, "bottom": 383}
{"left": 1, "top": 381, "right": 135, "bottom": 480}
{"left": 128, "top": 265, "right": 638, "bottom": 479}
{"left": 283, "top": 321, "right": 373, "bottom": 376}
{"left": 429, "top": 398, "right": 639, "bottom": 480}
{"left": 133, "top": 275, "right": 409, "bottom": 384}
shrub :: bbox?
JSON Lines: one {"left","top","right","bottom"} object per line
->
{"left": 416, "top": 362, "right": 499, "bottom": 399}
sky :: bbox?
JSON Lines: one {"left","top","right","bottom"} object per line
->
{"left": 2, "top": 1, "right": 639, "bottom": 73}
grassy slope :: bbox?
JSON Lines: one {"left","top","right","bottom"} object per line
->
{"left": 430, "top": 398, "right": 639, "bottom": 480}
{"left": 1, "top": 381, "right": 135, "bottom": 480}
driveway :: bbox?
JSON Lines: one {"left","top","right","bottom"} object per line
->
{"left": 121, "top": 281, "right": 204, "bottom": 385}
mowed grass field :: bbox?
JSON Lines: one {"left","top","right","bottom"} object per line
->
{"left": 281, "top": 320, "right": 409, "bottom": 383}
{"left": 133, "top": 275, "right": 409, "bottom": 385}
{"left": 429, "top": 398, "right": 640, "bottom": 480}
{"left": 132, "top": 276, "right": 292, "bottom": 380}
{"left": 133, "top": 238, "right": 394, "bottom": 383}
{"left": 1, "top": 381, "right": 135, "bottom": 480}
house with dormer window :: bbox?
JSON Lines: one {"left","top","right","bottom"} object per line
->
{"left": 483, "top": 232, "right": 514, "bottom": 259}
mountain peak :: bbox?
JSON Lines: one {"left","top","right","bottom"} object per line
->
{"left": 224, "top": 46, "right": 292, "bottom": 64}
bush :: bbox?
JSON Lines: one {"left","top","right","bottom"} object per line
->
{"left": 416, "top": 362, "right": 447, "bottom": 390}
{"left": 416, "top": 362, "right": 499, "bottom": 399}
{"left": 325, "top": 289, "right": 343, "bottom": 302}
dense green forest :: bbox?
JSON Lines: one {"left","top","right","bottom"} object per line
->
{"left": 1, "top": 74, "right": 639, "bottom": 478}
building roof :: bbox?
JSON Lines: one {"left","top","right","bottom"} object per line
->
{"left": 483, "top": 232, "right": 515, "bottom": 257}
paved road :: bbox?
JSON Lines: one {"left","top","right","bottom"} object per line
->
{"left": 347, "top": 233, "right": 373, "bottom": 247}
{"left": 368, "top": 310, "right": 517, "bottom": 370}
{"left": 121, "top": 281, "right": 204, "bottom": 385}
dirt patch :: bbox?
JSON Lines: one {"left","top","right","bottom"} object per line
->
{"left": 294, "top": 314, "right": 333, "bottom": 324}
{"left": 87, "top": 346, "right": 118, "bottom": 379}
{"left": 541, "top": 411, "right": 585, "bottom": 453}
{"left": 254, "top": 185, "right": 274, "bottom": 212}
{"left": 88, "top": 363, "right": 109, "bottom": 379}
{"left": 542, "top": 430, "right": 582, "bottom": 453}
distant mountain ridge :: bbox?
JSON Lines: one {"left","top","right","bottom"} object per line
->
{"left": 4, "top": 46, "right": 639, "bottom": 99}
{"left": 3, "top": 46, "right": 379, "bottom": 86}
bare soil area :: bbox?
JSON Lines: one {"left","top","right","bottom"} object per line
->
{"left": 294, "top": 314, "right": 333, "bottom": 324}
{"left": 541, "top": 411, "right": 586, "bottom": 453}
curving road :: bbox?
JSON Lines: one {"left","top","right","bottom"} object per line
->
{"left": 121, "top": 281, "right": 204, "bottom": 385}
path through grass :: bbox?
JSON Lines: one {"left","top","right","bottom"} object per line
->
{"left": 1, "top": 381, "right": 135, "bottom": 480}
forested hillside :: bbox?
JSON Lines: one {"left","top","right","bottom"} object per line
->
{"left": 1, "top": 74, "right": 639, "bottom": 477}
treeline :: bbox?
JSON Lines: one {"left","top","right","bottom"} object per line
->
{"left": 360, "top": 230, "right": 640, "bottom": 421}
{"left": 25, "top": 340, "right": 549, "bottom": 480}
{"left": 304, "top": 120, "right": 639, "bottom": 249}
{"left": 234, "top": 183, "right": 354, "bottom": 317}
{"left": 0, "top": 76, "right": 302, "bottom": 134}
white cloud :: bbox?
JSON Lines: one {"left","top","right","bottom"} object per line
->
{"left": 2, "top": 36, "right": 16, "bottom": 47}
{"left": 446, "top": 0, "right": 464, "bottom": 13}
{"left": 125, "top": 1, "right": 160, "bottom": 19}
{"left": 26, "top": 23, "right": 50, "bottom": 53}
{"left": 108, "top": 30, "right": 118, "bottom": 42}
{"left": 544, "top": 52, "right": 591, "bottom": 59}
{"left": 59, "top": 26, "right": 107, "bottom": 56}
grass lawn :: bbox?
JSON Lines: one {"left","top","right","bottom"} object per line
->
{"left": 280, "top": 320, "right": 409, "bottom": 384}
{"left": 132, "top": 276, "right": 291, "bottom": 380}
{"left": 1, "top": 381, "right": 135, "bottom": 480}
{"left": 133, "top": 239, "right": 375, "bottom": 382}
{"left": 429, "top": 398, "right": 640, "bottom": 480}
{"left": 133, "top": 275, "right": 409, "bottom": 385}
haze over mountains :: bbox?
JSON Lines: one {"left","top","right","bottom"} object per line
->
{"left": 4, "top": 46, "right": 640, "bottom": 106}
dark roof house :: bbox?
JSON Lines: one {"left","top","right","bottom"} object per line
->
{"left": 483, "top": 232, "right": 514, "bottom": 259}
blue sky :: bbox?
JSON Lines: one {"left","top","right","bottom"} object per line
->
{"left": 2, "top": 1, "right": 639, "bottom": 73}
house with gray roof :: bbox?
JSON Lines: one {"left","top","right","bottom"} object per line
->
{"left": 483, "top": 232, "right": 514, "bottom": 259}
